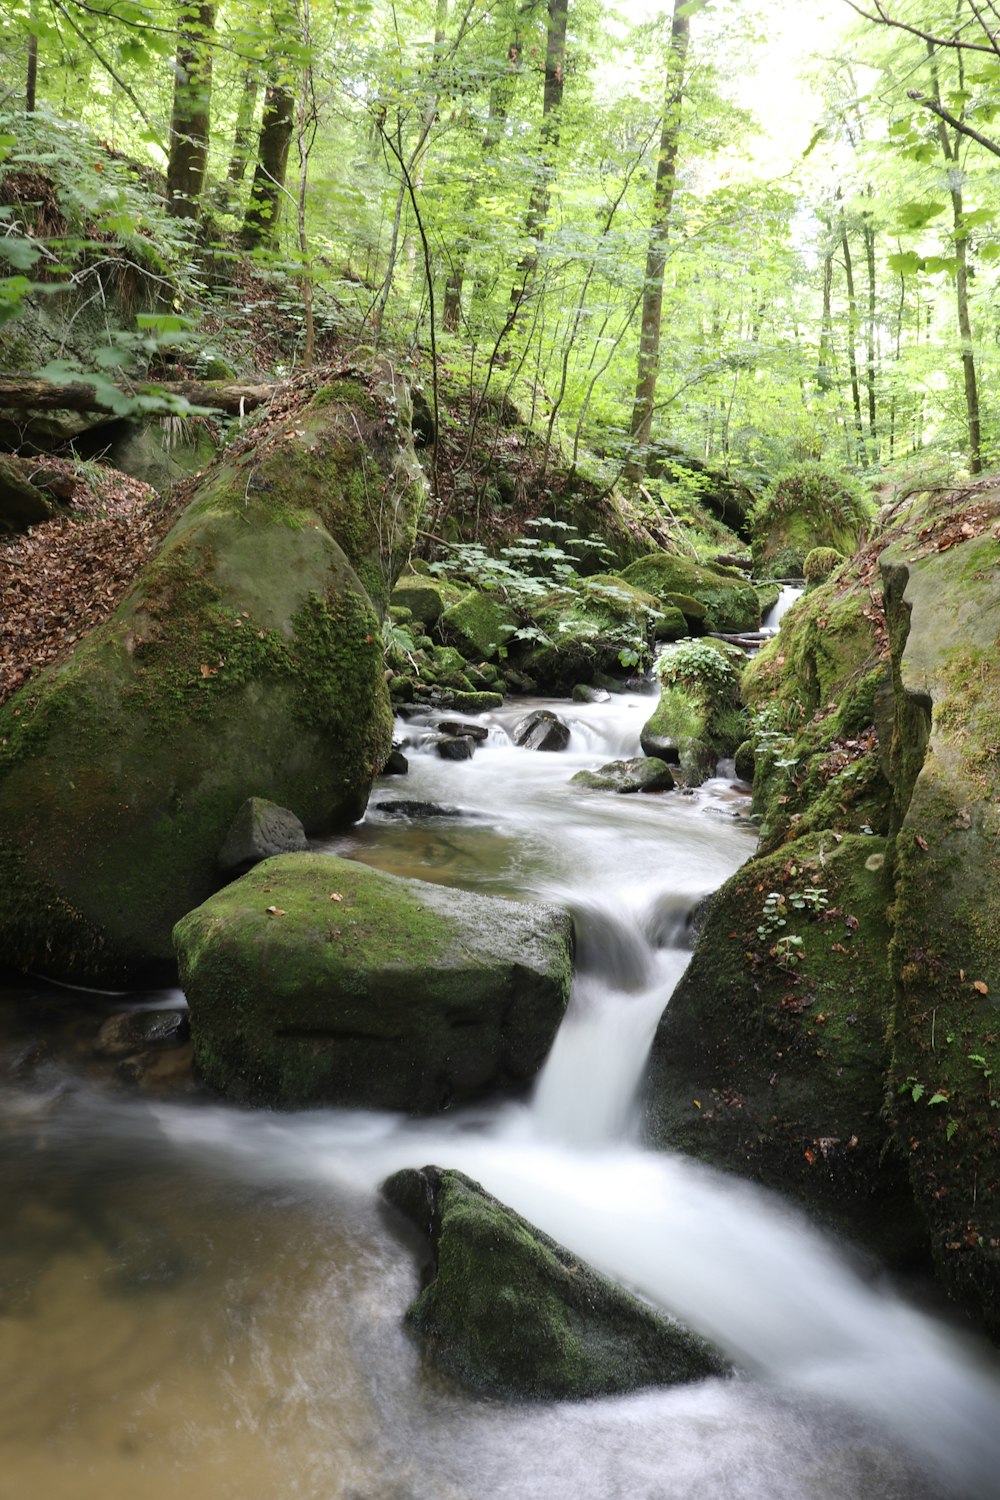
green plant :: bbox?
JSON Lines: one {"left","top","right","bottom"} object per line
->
{"left": 656, "top": 638, "right": 738, "bottom": 690}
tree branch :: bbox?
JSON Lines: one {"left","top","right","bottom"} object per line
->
{"left": 841, "top": 0, "right": 999, "bottom": 56}
{"left": 907, "top": 88, "right": 1000, "bottom": 158}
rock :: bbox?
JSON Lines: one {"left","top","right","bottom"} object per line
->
{"left": 217, "top": 797, "right": 308, "bottom": 872}
{"left": 803, "top": 545, "right": 845, "bottom": 586}
{"left": 571, "top": 756, "right": 675, "bottom": 794}
{"left": 646, "top": 638, "right": 746, "bottom": 769}
{"left": 571, "top": 684, "right": 611, "bottom": 703}
{"left": 750, "top": 464, "right": 873, "bottom": 579}
{"left": 382, "top": 747, "right": 409, "bottom": 775}
{"left": 733, "top": 738, "right": 755, "bottom": 784}
{"left": 435, "top": 719, "right": 489, "bottom": 742}
{"left": 519, "top": 575, "right": 668, "bottom": 692}
{"left": 642, "top": 834, "right": 925, "bottom": 1266}
{"left": 619, "top": 553, "right": 760, "bottom": 634}
{"left": 0, "top": 368, "right": 424, "bottom": 983}
{"left": 174, "top": 853, "right": 573, "bottom": 1110}
{"left": 426, "top": 689, "right": 504, "bottom": 713}
{"left": 389, "top": 572, "right": 463, "bottom": 628}
{"left": 440, "top": 589, "right": 518, "bottom": 661}
{"left": 382, "top": 1166, "right": 728, "bottom": 1399}
{"left": 512, "top": 709, "right": 571, "bottom": 752}
{"left": 372, "top": 800, "right": 465, "bottom": 818}
{"left": 436, "top": 734, "right": 475, "bottom": 761}
{"left": 0, "top": 453, "right": 57, "bottom": 534}
{"left": 95, "top": 1007, "right": 190, "bottom": 1058}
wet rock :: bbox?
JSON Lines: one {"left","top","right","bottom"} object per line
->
{"left": 512, "top": 709, "right": 571, "bottom": 752}
{"left": 435, "top": 718, "right": 489, "bottom": 742}
{"left": 372, "top": 800, "right": 465, "bottom": 819}
{"left": 382, "top": 747, "right": 409, "bottom": 775}
{"left": 571, "top": 757, "right": 675, "bottom": 794}
{"left": 95, "top": 1008, "right": 190, "bottom": 1058}
{"left": 733, "top": 738, "right": 755, "bottom": 784}
{"left": 382, "top": 1166, "right": 728, "bottom": 1399}
{"left": 571, "top": 684, "right": 611, "bottom": 703}
{"left": 218, "top": 797, "right": 308, "bottom": 872}
{"left": 175, "top": 853, "right": 573, "bottom": 1111}
{"left": 436, "top": 734, "right": 475, "bottom": 761}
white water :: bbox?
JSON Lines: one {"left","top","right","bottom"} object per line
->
{"left": 762, "top": 584, "right": 804, "bottom": 632}
{"left": 3, "top": 690, "right": 999, "bottom": 1500}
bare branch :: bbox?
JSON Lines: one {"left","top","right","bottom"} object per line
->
{"left": 842, "top": 0, "right": 999, "bottom": 56}
{"left": 907, "top": 88, "right": 1000, "bottom": 158}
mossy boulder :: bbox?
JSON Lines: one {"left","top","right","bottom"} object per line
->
{"left": 803, "top": 546, "right": 845, "bottom": 587}
{"left": 642, "top": 834, "right": 925, "bottom": 1264}
{"left": 641, "top": 640, "right": 746, "bottom": 783}
{"left": 0, "top": 372, "right": 424, "bottom": 983}
{"left": 390, "top": 573, "right": 464, "bottom": 629}
{"left": 877, "top": 499, "right": 1000, "bottom": 1337}
{"left": 741, "top": 573, "right": 891, "bottom": 853}
{"left": 382, "top": 1166, "right": 727, "bottom": 1399}
{"left": 570, "top": 756, "right": 676, "bottom": 794}
{"left": 519, "top": 575, "right": 665, "bottom": 691}
{"left": 618, "top": 553, "right": 759, "bottom": 634}
{"left": 750, "top": 464, "right": 873, "bottom": 580}
{"left": 175, "top": 853, "right": 573, "bottom": 1110}
{"left": 440, "top": 589, "right": 518, "bottom": 661}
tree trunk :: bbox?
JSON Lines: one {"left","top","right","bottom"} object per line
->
{"left": 166, "top": 2, "right": 215, "bottom": 220}
{"left": 0, "top": 377, "right": 276, "bottom": 416}
{"left": 626, "top": 0, "right": 690, "bottom": 480}
{"left": 227, "top": 69, "right": 260, "bottom": 184}
{"left": 240, "top": 80, "right": 296, "bottom": 248}
{"left": 817, "top": 234, "right": 834, "bottom": 391}
{"left": 508, "top": 0, "right": 569, "bottom": 316}
{"left": 25, "top": 0, "right": 39, "bottom": 113}
{"left": 839, "top": 217, "right": 866, "bottom": 463}
{"left": 863, "top": 208, "right": 878, "bottom": 447}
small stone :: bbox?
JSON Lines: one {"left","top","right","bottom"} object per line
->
{"left": 437, "top": 734, "right": 476, "bottom": 761}
{"left": 382, "top": 747, "right": 409, "bottom": 775}
{"left": 95, "top": 1008, "right": 190, "bottom": 1058}
{"left": 218, "top": 797, "right": 308, "bottom": 872}
{"left": 436, "top": 718, "right": 489, "bottom": 742}
{"left": 512, "top": 709, "right": 571, "bottom": 752}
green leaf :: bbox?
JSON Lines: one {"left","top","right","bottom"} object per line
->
{"left": 897, "top": 200, "right": 947, "bottom": 231}
{"left": 928, "top": 1092, "right": 949, "bottom": 1105}
{"left": 887, "top": 251, "right": 923, "bottom": 276}
{"left": 1, "top": 237, "right": 41, "bottom": 271}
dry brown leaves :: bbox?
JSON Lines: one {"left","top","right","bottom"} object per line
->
{"left": 0, "top": 457, "right": 165, "bottom": 705}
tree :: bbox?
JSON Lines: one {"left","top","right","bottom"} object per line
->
{"left": 166, "top": 1, "right": 216, "bottom": 219}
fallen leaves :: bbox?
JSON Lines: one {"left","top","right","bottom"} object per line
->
{"left": 265, "top": 905, "right": 286, "bottom": 916}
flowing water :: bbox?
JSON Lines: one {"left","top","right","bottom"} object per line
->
{"left": 2, "top": 691, "right": 999, "bottom": 1500}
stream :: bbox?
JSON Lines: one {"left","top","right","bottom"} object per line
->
{"left": 2, "top": 690, "right": 1000, "bottom": 1500}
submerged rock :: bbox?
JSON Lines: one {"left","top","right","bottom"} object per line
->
{"left": 382, "top": 1166, "right": 728, "bottom": 1399}
{"left": 174, "top": 853, "right": 573, "bottom": 1110}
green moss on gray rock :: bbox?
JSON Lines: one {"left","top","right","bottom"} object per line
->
{"left": 175, "top": 853, "right": 573, "bottom": 1110}
{"left": 619, "top": 553, "right": 759, "bottom": 634}
{"left": 0, "top": 372, "right": 424, "bottom": 983}
{"left": 440, "top": 589, "right": 518, "bottom": 661}
{"left": 382, "top": 1166, "right": 728, "bottom": 1399}
{"left": 750, "top": 464, "right": 873, "bottom": 580}
{"left": 570, "top": 756, "right": 675, "bottom": 794}
{"left": 390, "top": 573, "right": 464, "bottom": 628}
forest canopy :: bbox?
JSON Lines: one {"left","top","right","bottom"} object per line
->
{"left": 2, "top": 0, "right": 999, "bottom": 485}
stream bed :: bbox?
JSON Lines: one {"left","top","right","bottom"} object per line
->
{"left": 2, "top": 691, "right": 999, "bottom": 1500}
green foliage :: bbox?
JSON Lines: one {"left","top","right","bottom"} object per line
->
{"left": 751, "top": 463, "right": 872, "bottom": 535}
{"left": 655, "top": 637, "right": 738, "bottom": 692}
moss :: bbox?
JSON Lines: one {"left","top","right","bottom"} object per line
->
{"left": 383, "top": 1167, "right": 726, "bottom": 1399}
{"left": 619, "top": 553, "right": 760, "bottom": 633}
{"left": 439, "top": 589, "right": 518, "bottom": 661}
{"left": 750, "top": 464, "right": 873, "bottom": 579}
{"left": 643, "top": 833, "right": 927, "bottom": 1264}
{"left": 176, "top": 854, "right": 572, "bottom": 1110}
{"left": 803, "top": 546, "right": 845, "bottom": 587}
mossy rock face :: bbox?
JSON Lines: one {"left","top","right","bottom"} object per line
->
{"left": 570, "top": 756, "right": 675, "bottom": 794}
{"left": 0, "top": 375, "right": 426, "bottom": 982}
{"left": 642, "top": 834, "right": 925, "bottom": 1264}
{"left": 643, "top": 640, "right": 746, "bottom": 777}
{"left": 803, "top": 546, "right": 845, "bottom": 587}
{"left": 519, "top": 575, "right": 664, "bottom": 691}
{"left": 618, "top": 553, "right": 760, "bottom": 634}
{"left": 382, "top": 1166, "right": 728, "bottom": 1399}
{"left": 440, "top": 588, "right": 518, "bottom": 661}
{"left": 390, "top": 573, "right": 463, "bottom": 628}
{"left": 878, "top": 504, "right": 1000, "bottom": 1338}
{"left": 749, "top": 464, "right": 873, "bottom": 580}
{"left": 175, "top": 853, "right": 573, "bottom": 1110}
{"left": 742, "top": 573, "right": 891, "bottom": 853}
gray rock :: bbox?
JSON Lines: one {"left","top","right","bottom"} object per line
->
{"left": 382, "top": 747, "right": 409, "bottom": 775}
{"left": 435, "top": 718, "right": 489, "bottom": 742}
{"left": 436, "top": 734, "right": 475, "bottom": 760}
{"left": 571, "top": 683, "right": 611, "bottom": 703}
{"left": 382, "top": 1166, "right": 729, "bottom": 1399}
{"left": 95, "top": 1008, "right": 190, "bottom": 1058}
{"left": 218, "top": 797, "right": 308, "bottom": 872}
{"left": 571, "top": 756, "right": 675, "bottom": 794}
{"left": 512, "top": 709, "right": 571, "bottom": 752}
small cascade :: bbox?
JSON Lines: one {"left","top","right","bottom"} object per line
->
{"left": 762, "top": 583, "right": 804, "bottom": 633}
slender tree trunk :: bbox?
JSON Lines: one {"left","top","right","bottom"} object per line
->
{"left": 295, "top": 0, "right": 315, "bottom": 367}
{"left": 927, "top": 37, "right": 982, "bottom": 471}
{"left": 626, "top": 0, "right": 690, "bottom": 480}
{"left": 817, "top": 234, "right": 834, "bottom": 391}
{"left": 240, "top": 79, "right": 296, "bottom": 248}
{"left": 863, "top": 207, "right": 878, "bottom": 447}
{"left": 25, "top": 0, "right": 39, "bottom": 113}
{"left": 839, "top": 217, "right": 866, "bottom": 462}
{"left": 508, "top": 0, "right": 569, "bottom": 317}
{"left": 166, "top": 1, "right": 215, "bottom": 219}
{"left": 227, "top": 69, "right": 260, "bottom": 184}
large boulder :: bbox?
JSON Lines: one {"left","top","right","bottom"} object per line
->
{"left": 519, "top": 575, "right": 674, "bottom": 691}
{"left": 878, "top": 493, "right": 1000, "bottom": 1338}
{"left": 618, "top": 553, "right": 759, "bottom": 634}
{"left": 174, "top": 853, "right": 573, "bottom": 1110}
{"left": 0, "top": 368, "right": 424, "bottom": 982}
{"left": 382, "top": 1166, "right": 727, "bottom": 1398}
{"left": 439, "top": 588, "right": 518, "bottom": 661}
{"left": 641, "top": 639, "right": 746, "bottom": 786}
{"left": 749, "top": 464, "right": 873, "bottom": 580}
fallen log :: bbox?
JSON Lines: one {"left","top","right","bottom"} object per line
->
{"left": 0, "top": 376, "right": 277, "bottom": 417}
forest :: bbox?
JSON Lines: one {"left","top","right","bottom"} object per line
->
{"left": 1, "top": 3, "right": 1000, "bottom": 1500}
